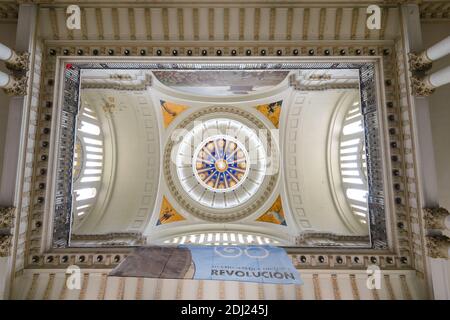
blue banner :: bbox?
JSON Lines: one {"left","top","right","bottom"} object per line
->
{"left": 183, "top": 245, "right": 303, "bottom": 285}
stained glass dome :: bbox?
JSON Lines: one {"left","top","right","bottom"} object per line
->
{"left": 193, "top": 135, "right": 249, "bottom": 192}
{"left": 175, "top": 118, "right": 267, "bottom": 209}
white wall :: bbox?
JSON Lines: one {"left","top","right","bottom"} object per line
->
{"left": 421, "top": 22, "right": 450, "bottom": 210}
{"left": 0, "top": 22, "right": 17, "bottom": 186}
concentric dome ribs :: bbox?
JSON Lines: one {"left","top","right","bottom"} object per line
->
{"left": 175, "top": 118, "right": 267, "bottom": 209}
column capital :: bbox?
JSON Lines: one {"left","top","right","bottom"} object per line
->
{"left": 0, "top": 207, "right": 15, "bottom": 258}
{"left": 1, "top": 75, "right": 28, "bottom": 96}
{"left": 426, "top": 235, "right": 450, "bottom": 259}
{"left": 5, "top": 51, "right": 29, "bottom": 72}
{"left": 0, "top": 235, "right": 12, "bottom": 257}
{"left": 408, "top": 52, "right": 432, "bottom": 72}
{"left": 0, "top": 207, "right": 15, "bottom": 230}
{"left": 411, "top": 75, "right": 435, "bottom": 97}
{"left": 424, "top": 207, "right": 450, "bottom": 230}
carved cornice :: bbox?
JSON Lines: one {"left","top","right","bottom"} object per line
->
{"left": 423, "top": 207, "right": 449, "bottom": 230}
{"left": 71, "top": 232, "right": 146, "bottom": 246}
{"left": 420, "top": 1, "right": 450, "bottom": 21}
{"left": 0, "top": 2, "right": 18, "bottom": 21}
{"left": 289, "top": 74, "right": 359, "bottom": 91}
{"left": 294, "top": 232, "right": 370, "bottom": 247}
{"left": 80, "top": 73, "right": 152, "bottom": 91}
{"left": 426, "top": 235, "right": 450, "bottom": 259}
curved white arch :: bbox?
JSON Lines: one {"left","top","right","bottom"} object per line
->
{"left": 327, "top": 91, "right": 369, "bottom": 234}
{"left": 72, "top": 102, "right": 105, "bottom": 229}
{"left": 151, "top": 70, "right": 291, "bottom": 104}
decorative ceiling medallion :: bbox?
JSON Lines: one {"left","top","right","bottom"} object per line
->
{"left": 164, "top": 106, "right": 279, "bottom": 222}
{"left": 156, "top": 196, "right": 185, "bottom": 226}
{"left": 256, "top": 196, "right": 287, "bottom": 226}
{"left": 102, "top": 96, "right": 117, "bottom": 115}
{"left": 192, "top": 135, "right": 250, "bottom": 192}
{"left": 160, "top": 100, "right": 188, "bottom": 128}
{"left": 255, "top": 100, "right": 283, "bottom": 128}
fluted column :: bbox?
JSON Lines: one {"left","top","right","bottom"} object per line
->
{"left": 0, "top": 70, "right": 27, "bottom": 96}
{"left": 425, "top": 35, "right": 450, "bottom": 61}
{"left": 0, "top": 43, "right": 14, "bottom": 61}
{"left": 427, "top": 65, "right": 450, "bottom": 88}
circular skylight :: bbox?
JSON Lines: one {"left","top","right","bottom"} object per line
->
{"left": 192, "top": 135, "right": 250, "bottom": 192}
{"left": 175, "top": 118, "right": 267, "bottom": 209}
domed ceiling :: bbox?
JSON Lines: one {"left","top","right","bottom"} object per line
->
{"left": 164, "top": 106, "right": 279, "bottom": 222}
{"left": 63, "top": 66, "right": 378, "bottom": 248}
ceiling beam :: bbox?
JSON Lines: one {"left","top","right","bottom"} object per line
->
{"left": 302, "top": 8, "right": 309, "bottom": 40}
{"left": 81, "top": 7, "right": 88, "bottom": 40}
{"left": 269, "top": 8, "right": 276, "bottom": 41}
{"left": 319, "top": 8, "right": 326, "bottom": 40}
{"left": 239, "top": 8, "right": 245, "bottom": 41}
{"left": 144, "top": 8, "right": 152, "bottom": 40}
{"left": 162, "top": 8, "right": 169, "bottom": 41}
{"left": 350, "top": 7, "right": 359, "bottom": 40}
{"left": 209, "top": 8, "right": 215, "bottom": 41}
{"left": 286, "top": 7, "right": 293, "bottom": 40}
{"left": 335, "top": 8, "right": 342, "bottom": 40}
{"left": 112, "top": 8, "right": 120, "bottom": 40}
{"left": 49, "top": 8, "right": 59, "bottom": 40}
{"left": 178, "top": 8, "right": 184, "bottom": 41}
{"left": 224, "top": 8, "right": 229, "bottom": 41}
{"left": 95, "top": 8, "right": 104, "bottom": 40}
{"left": 129, "top": 8, "right": 136, "bottom": 40}
{"left": 254, "top": 8, "right": 260, "bottom": 41}
{"left": 193, "top": 8, "right": 199, "bottom": 41}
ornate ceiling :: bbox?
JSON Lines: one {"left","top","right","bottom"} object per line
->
{"left": 1, "top": 1, "right": 450, "bottom": 25}
{"left": 59, "top": 66, "right": 378, "bottom": 250}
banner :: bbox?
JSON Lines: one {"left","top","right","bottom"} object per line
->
{"left": 109, "top": 245, "right": 302, "bottom": 285}
{"left": 185, "top": 245, "right": 302, "bottom": 284}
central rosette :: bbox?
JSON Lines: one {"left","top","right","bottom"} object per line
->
{"left": 193, "top": 135, "right": 250, "bottom": 192}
